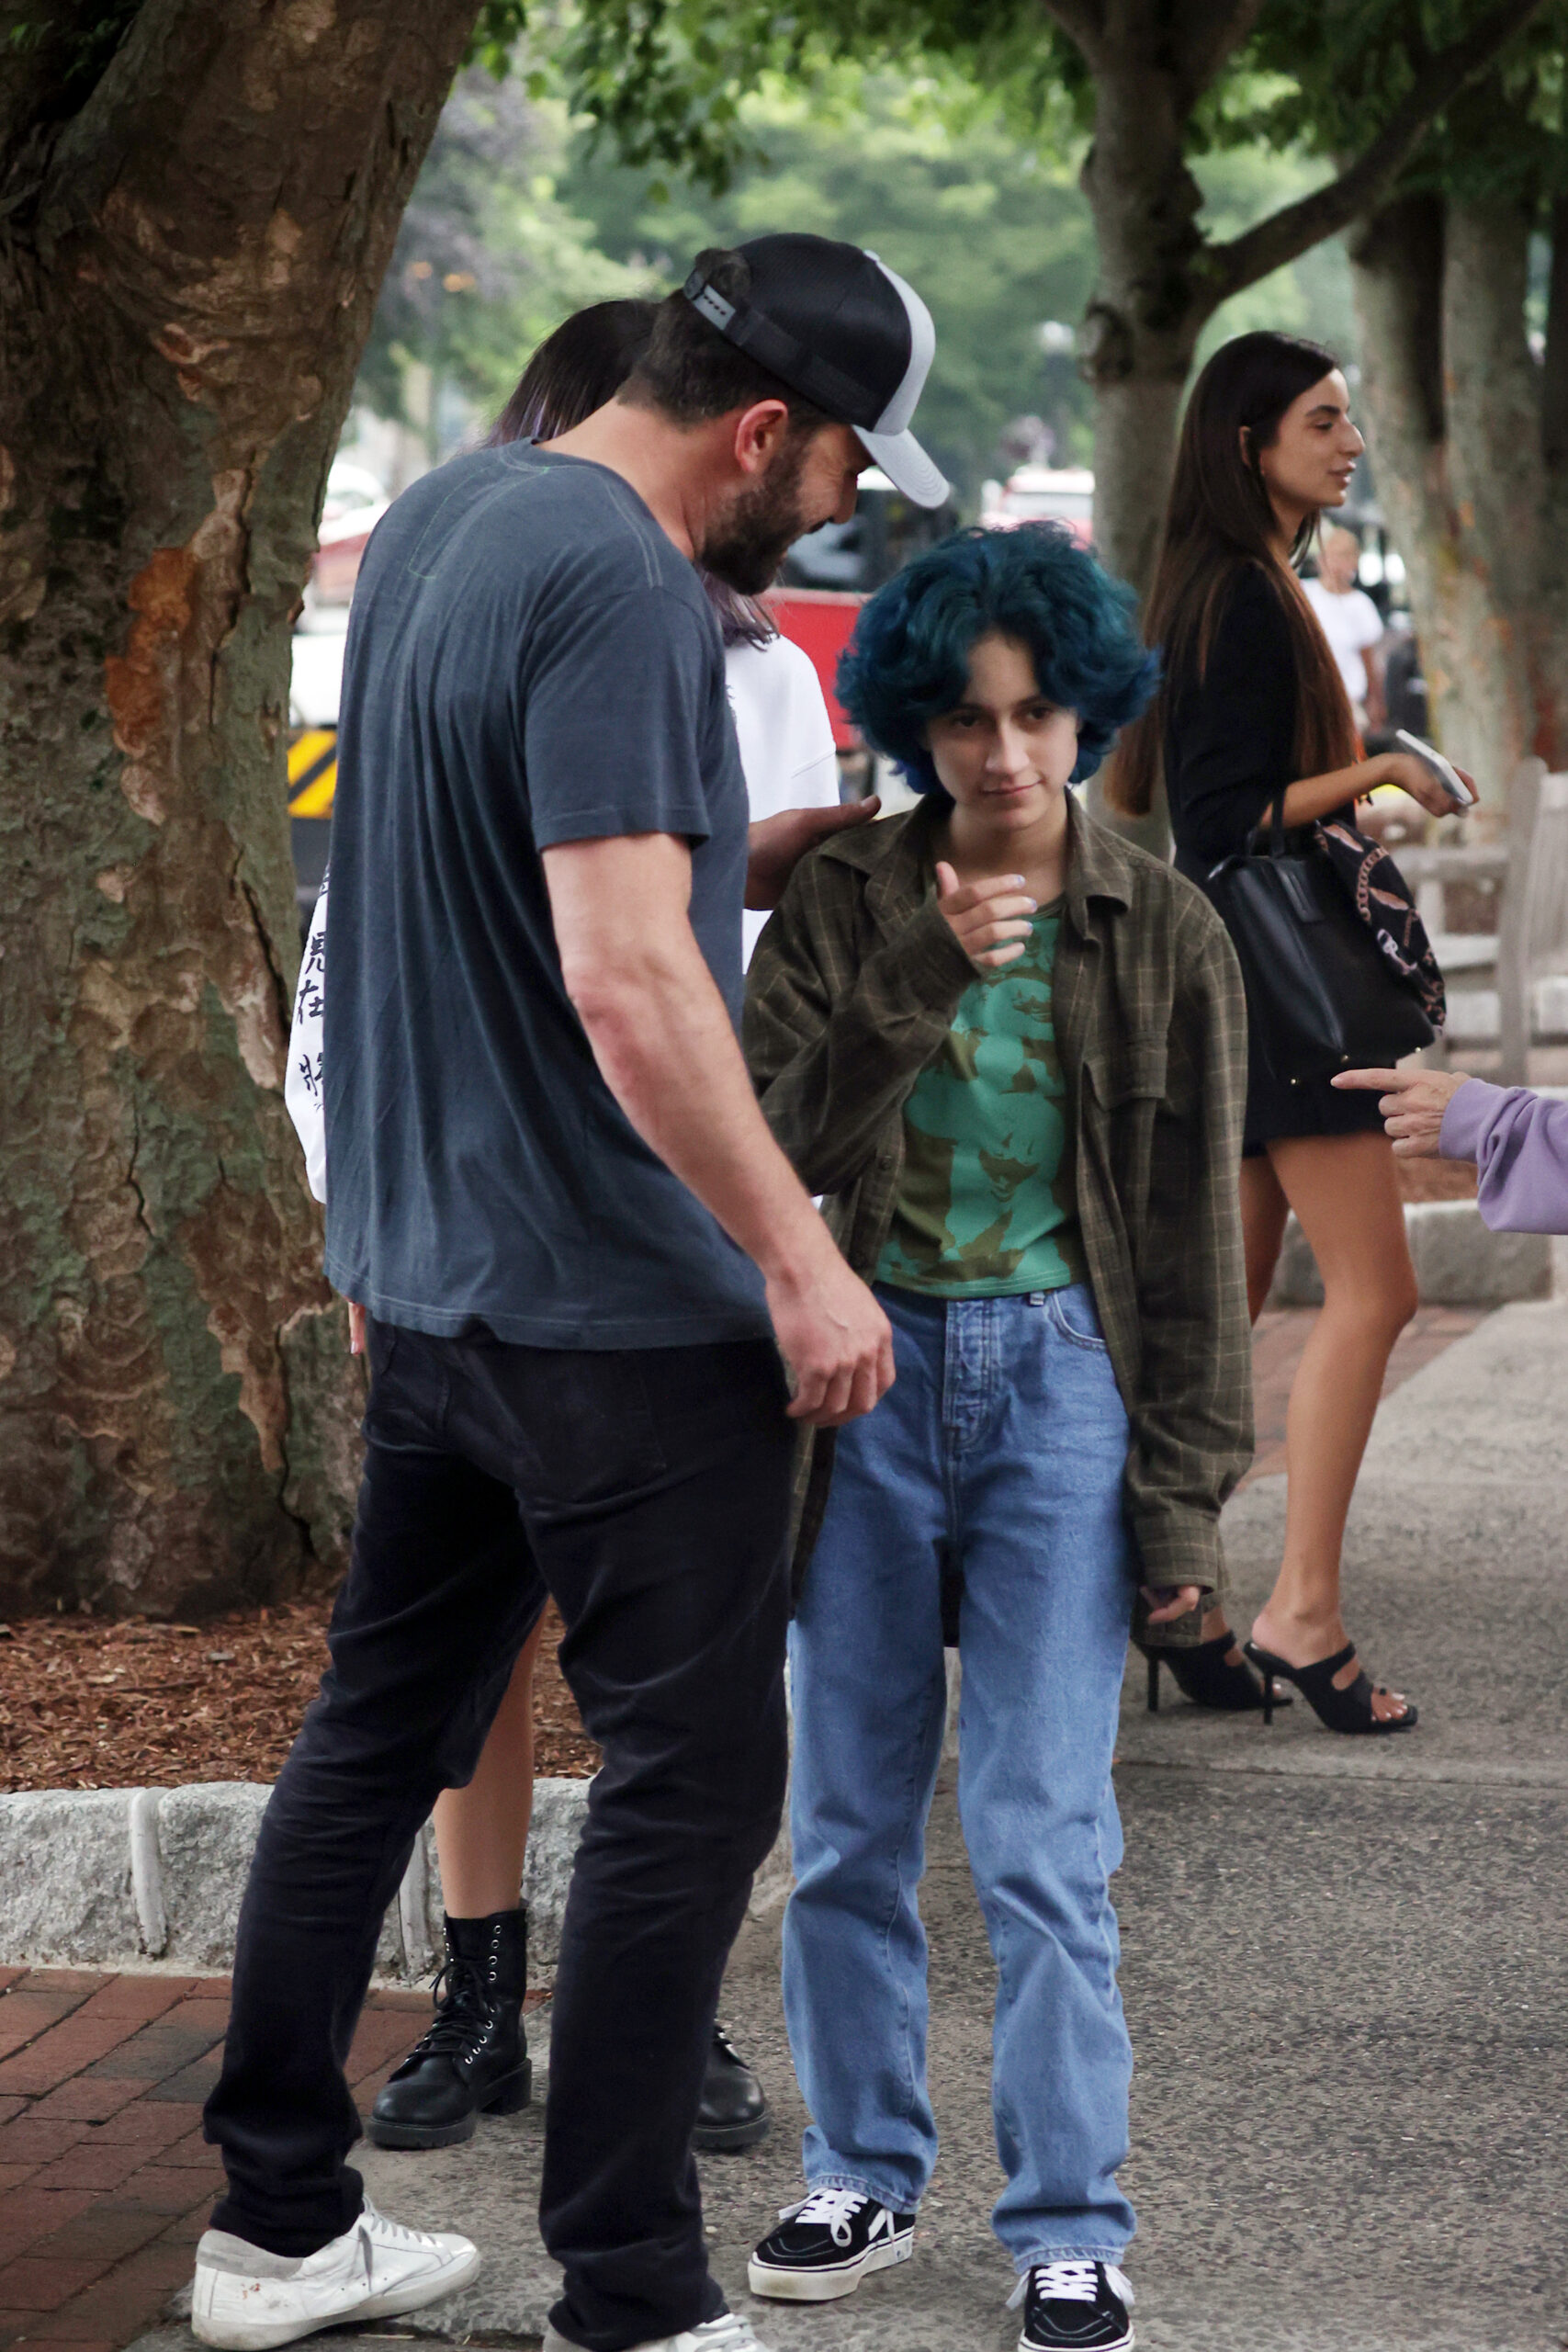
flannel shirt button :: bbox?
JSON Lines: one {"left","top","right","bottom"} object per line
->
{"left": 876, "top": 1149, "right": 896, "bottom": 1170}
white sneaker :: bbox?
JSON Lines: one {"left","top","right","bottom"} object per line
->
{"left": 544, "top": 2312, "right": 773, "bottom": 2352}
{"left": 191, "top": 2196, "right": 480, "bottom": 2349}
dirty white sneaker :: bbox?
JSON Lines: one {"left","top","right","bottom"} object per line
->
{"left": 191, "top": 2195, "right": 479, "bottom": 2349}
{"left": 544, "top": 2312, "right": 773, "bottom": 2352}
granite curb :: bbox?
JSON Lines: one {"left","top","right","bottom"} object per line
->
{"left": 0, "top": 1770, "right": 795, "bottom": 1986}
{"left": 0, "top": 1775, "right": 591, "bottom": 1984}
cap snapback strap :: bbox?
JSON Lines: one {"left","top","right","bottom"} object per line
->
{"left": 683, "top": 268, "right": 884, "bottom": 428}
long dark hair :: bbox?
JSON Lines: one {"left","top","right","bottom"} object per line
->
{"left": 487, "top": 299, "right": 657, "bottom": 445}
{"left": 1105, "top": 331, "right": 1360, "bottom": 819}
{"left": 486, "top": 299, "right": 774, "bottom": 650}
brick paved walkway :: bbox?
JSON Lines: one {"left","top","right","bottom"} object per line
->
{"left": 0, "top": 1971, "right": 428, "bottom": 2351}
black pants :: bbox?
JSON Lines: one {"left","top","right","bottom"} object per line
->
{"left": 203, "top": 1319, "right": 794, "bottom": 2352}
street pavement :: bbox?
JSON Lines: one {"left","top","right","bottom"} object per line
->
{"left": 115, "top": 1300, "right": 1568, "bottom": 2349}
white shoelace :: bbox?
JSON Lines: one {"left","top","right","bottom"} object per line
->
{"left": 1007, "top": 2261, "right": 1134, "bottom": 2311}
{"left": 780, "top": 2186, "right": 872, "bottom": 2246}
{"left": 357, "top": 2199, "right": 440, "bottom": 2253}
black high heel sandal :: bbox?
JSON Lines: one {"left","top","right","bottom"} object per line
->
{"left": 1143, "top": 1632, "right": 1291, "bottom": 1713}
{"left": 1243, "top": 1639, "right": 1417, "bottom": 1735}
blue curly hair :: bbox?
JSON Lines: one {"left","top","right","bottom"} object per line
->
{"left": 837, "top": 524, "right": 1159, "bottom": 799}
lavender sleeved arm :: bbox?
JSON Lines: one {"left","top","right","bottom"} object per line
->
{"left": 1440, "top": 1078, "right": 1568, "bottom": 1233}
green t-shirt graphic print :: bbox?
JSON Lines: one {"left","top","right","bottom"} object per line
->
{"left": 877, "top": 897, "right": 1086, "bottom": 1298}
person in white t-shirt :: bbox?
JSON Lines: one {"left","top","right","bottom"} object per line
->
{"left": 1302, "top": 526, "right": 1383, "bottom": 729}
{"left": 728, "top": 632, "right": 841, "bottom": 958}
{"left": 284, "top": 300, "right": 867, "bottom": 2168}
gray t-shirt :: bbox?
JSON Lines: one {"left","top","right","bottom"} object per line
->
{"left": 321, "top": 443, "right": 770, "bottom": 1349}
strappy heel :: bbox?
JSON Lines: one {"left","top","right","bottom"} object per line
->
{"left": 1143, "top": 1632, "right": 1291, "bottom": 1713}
{"left": 1243, "top": 1639, "right": 1417, "bottom": 1735}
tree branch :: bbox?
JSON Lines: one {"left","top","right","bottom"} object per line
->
{"left": 1040, "top": 0, "right": 1108, "bottom": 68}
{"left": 1171, "top": 0, "right": 1266, "bottom": 105}
{"left": 0, "top": 0, "right": 135, "bottom": 199}
{"left": 1198, "top": 0, "right": 1545, "bottom": 311}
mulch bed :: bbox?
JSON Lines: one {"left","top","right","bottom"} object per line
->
{"left": 0, "top": 1600, "right": 598, "bottom": 1793}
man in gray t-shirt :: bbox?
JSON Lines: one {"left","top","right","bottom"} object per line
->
{"left": 199, "top": 239, "right": 948, "bottom": 2352}
{"left": 321, "top": 440, "right": 767, "bottom": 1349}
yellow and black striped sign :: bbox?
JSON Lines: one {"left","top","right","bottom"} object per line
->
{"left": 288, "top": 729, "right": 337, "bottom": 818}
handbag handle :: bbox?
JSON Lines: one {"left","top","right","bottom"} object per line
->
{"left": 1266, "top": 794, "right": 1289, "bottom": 861}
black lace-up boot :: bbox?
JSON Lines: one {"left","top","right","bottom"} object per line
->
{"left": 367, "top": 1906, "right": 530, "bottom": 2149}
{"left": 693, "top": 2020, "right": 769, "bottom": 2152}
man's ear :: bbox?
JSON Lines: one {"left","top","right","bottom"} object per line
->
{"left": 732, "top": 399, "right": 793, "bottom": 477}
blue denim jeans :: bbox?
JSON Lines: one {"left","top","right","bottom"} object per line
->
{"left": 783, "top": 1282, "right": 1136, "bottom": 2271}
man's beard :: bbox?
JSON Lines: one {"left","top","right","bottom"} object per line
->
{"left": 697, "top": 433, "right": 818, "bottom": 596}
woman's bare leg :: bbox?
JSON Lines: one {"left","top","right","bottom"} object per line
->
{"left": 1200, "top": 1155, "right": 1292, "bottom": 1646}
{"left": 432, "top": 1619, "right": 545, "bottom": 1917}
{"left": 1249, "top": 1131, "right": 1417, "bottom": 1721}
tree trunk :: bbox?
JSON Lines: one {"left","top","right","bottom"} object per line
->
{"left": 0, "top": 0, "right": 477, "bottom": 1617}
{"left": 1077, "top": 55, "right": 1204, "bottom": 600}
{"left": 1075, "top": 43, "right": 1206, "bottom": 851}
{"left": 1351, "top": 191, "right": 1568, "bottom": 800}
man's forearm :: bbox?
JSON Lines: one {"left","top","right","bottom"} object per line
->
{"left": 568, "top": 927, "right": 826, "bottom": 1282}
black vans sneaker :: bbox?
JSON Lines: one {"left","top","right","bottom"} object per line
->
{"left": 747, "top": 2188, "right": 915, "bottom": 2301}
{"left": 1010, "top": 2260, "right": 1134, "bottom": 2350}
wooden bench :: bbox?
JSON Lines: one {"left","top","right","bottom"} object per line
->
{"left": 1398, "top": 758, "right": 1568, "bottom": 1080}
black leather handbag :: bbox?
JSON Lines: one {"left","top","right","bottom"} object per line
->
{"left": 1206, "top": 810, "right": 1434, "bottom": 1085}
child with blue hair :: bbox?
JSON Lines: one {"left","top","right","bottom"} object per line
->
{"left": 741, "top": 524, "right": 1253, "bottom": 2352}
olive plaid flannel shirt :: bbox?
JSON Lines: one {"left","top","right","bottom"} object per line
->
{"left": 743, "top": 792, "right": 1254, "bottom": 1628}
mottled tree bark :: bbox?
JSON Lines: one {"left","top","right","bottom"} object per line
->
{"left": 1350, "top": 190, "right": 1568, "bottom": 798}
{"left": 0, "top": 0, "right": 478, "bottom": 1615}
{"left": 1074, "top": 22, "right": 1209, "bottom": 599}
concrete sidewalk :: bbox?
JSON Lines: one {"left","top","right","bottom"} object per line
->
{"left": 129, "top": 1301, "right": 1568, "bottom": 2352}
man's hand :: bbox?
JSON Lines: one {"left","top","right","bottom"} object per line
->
{"left": 936, "top": 861, "right": 1036, "bottom": 970}
{"left": 347, "top": 1300, "right": 367, "bottom": 1356}
{"left": 747, "top": 797, "right": 881, "bottom": 911}
{"left": 1332, "top": 1064, "right": 1472, "bottom": 1157}
{"left": 766, "top": 1244, "right": 895, "bottom": 1428}
{"left": 1142, "top": 1582, "right": 1202, "bottom": 1625}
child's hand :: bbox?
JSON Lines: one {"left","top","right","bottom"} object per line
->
{"left": 1142, "top": 1582, "right": 1201, "bottom": 1624}
{"left": 935, "top": 861, "right": 1036, "bottom": 969}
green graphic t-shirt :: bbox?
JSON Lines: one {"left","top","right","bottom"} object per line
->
{"left": 877, "top": 896, "right": 1085, "bottom": 1297}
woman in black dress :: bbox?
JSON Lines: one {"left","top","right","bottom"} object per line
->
{"left": 1108, "top": 331, "right": 1469, "bottom": 1734}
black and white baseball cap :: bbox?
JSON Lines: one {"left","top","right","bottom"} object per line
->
{"left": 682, "top": 233, "right": 950, "bottom": 509}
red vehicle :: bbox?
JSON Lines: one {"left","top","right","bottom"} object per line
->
{"left": 763, "top": 588, "right": 865, "bottom": 750}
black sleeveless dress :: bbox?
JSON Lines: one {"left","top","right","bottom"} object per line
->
{"left": 1163, "top": 564, "right": 1385, "bottom": 1156}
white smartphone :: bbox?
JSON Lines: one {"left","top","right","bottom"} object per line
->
{"left": 1393, "top": 728, "right": 1473, "bottom": 808}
